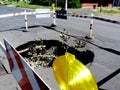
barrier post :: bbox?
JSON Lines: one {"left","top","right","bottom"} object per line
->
{"left": 51, "top": 3, "right": 57, "bottom": 27}
{"left": 51, "top": 13, "right": 57, "bottom": 27}
{"left": 23, "top": 10, "right": 30, "bottom": 32}
{"left": 86, "top": 13, "right": 94, "bottom": 39}
{"left": 52, "top": 13, "right": 57, "bottom": 26}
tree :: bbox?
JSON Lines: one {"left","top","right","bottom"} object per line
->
{"left": 30, "top": 0, "right": 81, "bottom": 8}
{"left": 68, "top": 0, "right": 81, "bottom": 8}
{"left": 57, "top": 0, "right": 81, "bottom": 8}
{"left": 30, "top": 0, "right": 51, "bottom": 6}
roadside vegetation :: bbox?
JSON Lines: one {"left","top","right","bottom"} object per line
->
{"left": 0, "top": 0, "right": 50, "bottom": 9}
{"left": 0, "top": 0, "right": 81, "bottom": 9}
{"left": 94, "top": 7, "right": 120, "bottom": 15}
{"left": 101, "top": 8, "right": 120, "bottom": 14}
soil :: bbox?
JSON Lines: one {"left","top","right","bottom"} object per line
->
{"left": 16, "top": 39, "right": 95, "bottom": 67}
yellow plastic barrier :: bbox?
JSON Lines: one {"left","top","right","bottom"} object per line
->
{"left": 53, "top": 52, "right": 98, "bottom": 90}
{"left": 51, "top": 3, "right": 55, "bottom": 11}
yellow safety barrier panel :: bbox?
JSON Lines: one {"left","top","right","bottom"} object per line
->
{"left": 51, "top": 3, "right": 55, "bottom": 11}
{"left": 53, "top": 52, "right": 98, "bottom": 90}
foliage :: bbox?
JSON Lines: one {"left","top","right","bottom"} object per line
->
{"left": 30, "top": 0, "right": 81, "bottom": 8}
{"left": 2, "top": 0, "right": 50, "bottom": 9}
{"left": 96, "top": 8, "right": 120, "bottom": 15}
{"left": 2, "top": 0, "right": 81, "bottom": 8}
{"left": 118, "top": 8, "right": 120, "bottom": 10}
{"left": 30, "top": 0, "right": 52, "bottom": 6}
{"left": 68, "top": 0, "right": 81, "bottom": 8}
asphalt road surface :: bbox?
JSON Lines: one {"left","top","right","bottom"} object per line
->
{"left": 0, "top": 5, "right": 120, "bottom": 90}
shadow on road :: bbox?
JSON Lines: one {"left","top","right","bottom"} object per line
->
{"left": 0, "top": 25, "right": 41, "bottom": 32}
{"left": 97, "top": 68, "right": 120, "bottom": 87}
{"left": 0, "top": 27, "right": 25, "bottom": 32}
{"left": 99, "top": 88, "right": 107, "bottom": 90}
{"left": 96, "top": 46, "right": 120, "bottom": 56}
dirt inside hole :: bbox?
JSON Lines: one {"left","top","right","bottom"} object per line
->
{"left": 16, "top": 39, "right": 95, "bottom": 67}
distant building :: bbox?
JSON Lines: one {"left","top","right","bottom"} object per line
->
{"left": 80, "top": 0, "right": 120, "bottom": 7}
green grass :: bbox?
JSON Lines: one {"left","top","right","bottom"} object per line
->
{"left": 95, "top": 8, "right": 120, "bottom": 15}
{"left": 102, "top": 9, "right": 120, "bottom": 14}
{"left": 1, "top": 1, "right": 50, "bottom": 9}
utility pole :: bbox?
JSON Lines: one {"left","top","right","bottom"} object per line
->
{"left": 65, "top": 0, "right": 68, "bottom": 11}
{"left": 56, "top": 0, "right": 57, "bottom": 8}
{"left": 113, "top": 0, "right": 115, "bottom": 7}
{"left": 118, "top": 0, "right": 120, "bottom": 6}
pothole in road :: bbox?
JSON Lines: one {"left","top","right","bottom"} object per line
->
{"left": 16, "top": 39, "right": 95, "bottom": 68}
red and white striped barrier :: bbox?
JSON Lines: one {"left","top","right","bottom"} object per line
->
{"left": 0, "top": 11, "right": 54, "bottom": 18}
{"left": 93, "top": 16, "right": 120, "bottom": 25}
{"left": 56, "top": 13, "right": 91, "bottom": 19}
{"left": 0, "top": 10, "right": 55, "bottom": 31}
{"left": 23, "top": 10, "right": 29, "bottom": 32}
{"left": 0, "top": 12, "right": 25, "bottom": 18}
{"left": 83, "top": 13, "right": 94, "bottom": 39}
{"left": 87, "top": 13, "right": 94, "bottom": 39}
{"left": 51, "top": 13, "right": 57, "bottom": 27}
{"left": 1, "top": 9, "right": 119, "bottom": 38}
{"left": 56, "top": 13, "right": 120, "bottom": 25}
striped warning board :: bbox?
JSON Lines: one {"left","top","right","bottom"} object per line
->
{"left": 4, "top": 39, "right": 51, "bottom": 90}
